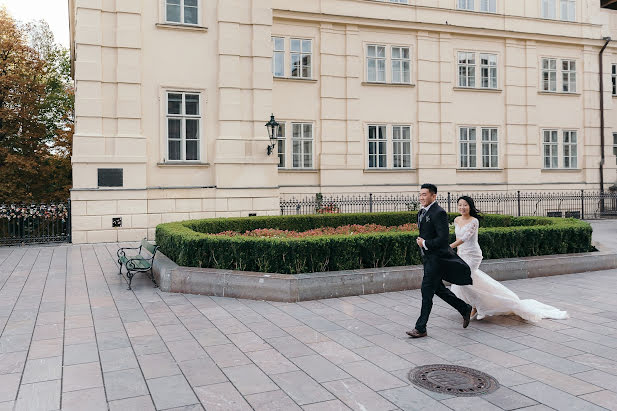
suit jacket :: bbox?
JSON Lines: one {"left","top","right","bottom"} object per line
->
{"left": 418, "top": 202, "right": 473, "bottom": 286}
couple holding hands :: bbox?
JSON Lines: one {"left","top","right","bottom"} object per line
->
{"left": 407, "top": 184, "right": 568, "bottom": 339}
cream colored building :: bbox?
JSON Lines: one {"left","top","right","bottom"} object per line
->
{"left": 69, "top": 0, "right": 617, "bottom": 243}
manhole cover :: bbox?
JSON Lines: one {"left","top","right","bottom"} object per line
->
{"left": 408, "top": 364, "right": 499, "bottom": 397}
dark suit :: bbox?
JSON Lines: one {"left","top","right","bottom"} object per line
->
{"left": 415, "top": 202, "right": 472, "bottom": 333}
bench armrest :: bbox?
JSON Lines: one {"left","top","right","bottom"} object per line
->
{"left": 117, "top": 247, "right": 140, "bottom": 258}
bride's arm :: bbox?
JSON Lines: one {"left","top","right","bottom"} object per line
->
{"left": 450, "top": 219, "right": 479, "bottom": 249}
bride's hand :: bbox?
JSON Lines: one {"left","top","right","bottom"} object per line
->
{"left": 450, "top": 243, "right": 456, "bottom": 249}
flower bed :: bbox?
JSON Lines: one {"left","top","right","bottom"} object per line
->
{"left": 155, "top": 212, "right": 593, "bottom": 274}
{"left": 214, "top": 223, "right": 418, "bottom": 238}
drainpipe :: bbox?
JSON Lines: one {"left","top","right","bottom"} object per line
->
{"left": 599, "top": 37, "right": 611, "bottom": 208}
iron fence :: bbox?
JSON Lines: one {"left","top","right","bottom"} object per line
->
{"left": 0, "top": 202, "right": 71, "bottom": 245}
{"left": 280, "top": 191, "right": 617, "bottom": 220}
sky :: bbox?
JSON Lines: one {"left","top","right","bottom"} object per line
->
{"left": 0, "top": 0, "right": 69, "bottom": 47}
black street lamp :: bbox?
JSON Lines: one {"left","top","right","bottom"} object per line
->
{"left": 265, "top": 114, "right": 280, "bottom": 156}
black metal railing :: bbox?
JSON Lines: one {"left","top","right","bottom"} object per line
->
{"left": 0, "top": 201, "right": 71, "bottom": 245}
{"left": 280, "top": 191, "right": 617, "bottom": 220}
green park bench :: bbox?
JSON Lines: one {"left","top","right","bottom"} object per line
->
{"left": 117, "top": 239, "right": 158, "bottom": 290}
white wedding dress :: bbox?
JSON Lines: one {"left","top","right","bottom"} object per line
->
{"left": 450, "top": 218, "right": 568, "bottom": 322}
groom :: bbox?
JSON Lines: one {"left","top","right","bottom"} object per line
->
{"left": 407, "top": 183, "right": 473, "bottom": 338}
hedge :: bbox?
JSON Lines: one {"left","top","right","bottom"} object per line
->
{"left": 155, "top": 212, "right": 593, "bottom": 274}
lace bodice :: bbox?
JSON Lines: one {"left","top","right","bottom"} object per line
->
{"left": 455, "top": 217, "right": 482, "bottom": 271}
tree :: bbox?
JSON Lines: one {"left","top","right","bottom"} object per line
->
{"left": 0, "top": 8, "right": 73, "bottom": 204}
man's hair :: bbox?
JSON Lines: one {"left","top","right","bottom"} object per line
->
{"left": 421, "top": 183, "right": 438, "bottom": 194}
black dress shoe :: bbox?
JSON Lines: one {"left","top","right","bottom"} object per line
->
{"left": 406, "top": 329, "right": 427, "bottom": 338}
{"left": 462, "top": 307, "right": 472, "bottom": 329}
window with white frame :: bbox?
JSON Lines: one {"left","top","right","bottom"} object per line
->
{"left": 276, "top": 122, "right": 286, "bottom": 168}
{"left": 562, "top": 60, "right": 576, "bottom": 93}
{"left": 613, "top": 132, "right": 617, "bottom": 156}
{"left": 541, "top": 58, "right": 577, "bottom": 93}
{"left": 292, "top": 123, "right": 313, "bottom": 168}
{"left": 543, "top": 129, "right": 559, "bottom": 168}
{"left": 291, "top": 39, "right": 312, "bottom": 79}
{"left": 541, "top": 58, "right": 557, "bottom": 92}
{"left": 459, "top": 127, "right": 477, "bottom": 168}
{"left": 368, "top": 125, "right": 388, "bottom": 168}
{"left": 563, "top": 130, "right": 577, "bottom": 169}
{"left": 165, "top": 0, "right": 198, "bottom": 25}
{"left": 392, "top": 126, "right": 412, "bottom": 168}
{"left": 480, "top": 0, "right": 497, "bottom": 13}
{"left": 611, "top": 64, "right": 617, "bottom": 96}
{"left": 458, "top": 52, "right": 476, "bottom": 88}
{"left": 480, "top": 54, "right": 498, "bottom": 89}
{"left": 457, "top": 0, "right": 474, "bottom": 11}
{"left": 388, "top": 0, "right": 408, "bottom": 3}
{"left": 367, "top": 45, "right": 386, "bottom": 83}
{"left": 560, "top": 0, "right": 575, "bottom": 21}
{"left": 541, "top": 0, "right": 557, "bottom": 19}
{"left": 391, "top": 47, "right": 411, "bottom": 84}
{"left": 459, "top": 127, "right": 499, "bottom": 168}
{"left": 481, "top": 128, "right": 499, "bottom": 168}
{"left": 272, "top": 37, "right": 285, "bottom": 77}
{"left": 166, "top": 92, "right": 200, "bottom": 161}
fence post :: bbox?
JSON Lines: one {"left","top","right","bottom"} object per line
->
{"left": 581, "top": 190, "right": 584, "bottom": 219}
{"left": 447, "top": 192, "right": 451, "bottom": 213}
{"left": 67, "top": 199, "right": 72, "bottom": 243}
{"left": 369, "top": 193, "right": 373, "bottom": 213}
{"left": 517, "top": 191, "right": 521, "bottom": 217}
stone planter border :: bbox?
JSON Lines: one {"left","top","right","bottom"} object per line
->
{"left": 152, "top": 251, "right": 617, "bottom": 302}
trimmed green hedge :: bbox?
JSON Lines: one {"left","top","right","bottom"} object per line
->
{"left": 155, "top": 212, "right": 593, "bottom": 274}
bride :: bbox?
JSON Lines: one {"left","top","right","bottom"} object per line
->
{"left": 450, "top": 196, "right": 568, "bottom": 322}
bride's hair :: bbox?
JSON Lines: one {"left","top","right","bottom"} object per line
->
{"left": 457, "top": 196, "right": 482, "bottom": 220}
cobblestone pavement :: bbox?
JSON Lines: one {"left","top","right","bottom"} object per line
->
{"left": 0, "top": 242, "right": 616, "bottom": 410}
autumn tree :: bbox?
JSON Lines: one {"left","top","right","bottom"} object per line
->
{"left": 0, "top": 8, "right": 73, "bottom": 204}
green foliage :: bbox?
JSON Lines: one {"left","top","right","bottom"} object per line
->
{"left": 0, "top": 12, "right": 73, "bottom": 203}
{"left": 156, "top": 213, "right": 593, "bottom": 274}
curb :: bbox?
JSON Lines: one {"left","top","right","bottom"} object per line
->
{"left": 152, "top": 251, "right": 617, "bottom": 302}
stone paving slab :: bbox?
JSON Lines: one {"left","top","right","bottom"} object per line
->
{"left": 0, "top": 242, "right": 616, "bottom": 410}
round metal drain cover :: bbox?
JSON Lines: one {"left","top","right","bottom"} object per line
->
{"left": 408, "top": 364, "right": 499, "bottom": 397}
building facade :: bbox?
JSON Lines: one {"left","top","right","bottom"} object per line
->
{"left": 69, "top": 0, "right": 617, "bottom": 243}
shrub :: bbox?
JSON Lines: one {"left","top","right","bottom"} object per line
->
{"left": 156, "top": 212, "right": 592, "bottom": 274}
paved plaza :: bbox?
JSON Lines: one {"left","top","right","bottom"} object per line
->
{"left": 0, "top": 223, "right": 616, "bottom": 410}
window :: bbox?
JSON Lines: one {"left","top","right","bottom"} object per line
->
{"left": 613, "top": 133, "right": 617, "bottom": 156}
{"left": 541, "top": 58, "right": 557, "bottom": 92}
{"left": 541, "top": 58, "right": 576, "bottom": 93}
{"left": 458, "top": 52, "right": 476, "bottom": 88}
{"left": 272, "top": 37, "right": 285, "bottom": 77}
{"left": 560, "top": 0, "right": 575, "bottom": 21}
{"left": 388, "top": 0, "right": 408, "bottom": 3}
{"left": 166, "top": 92, "right": 200, "bottom": 161}
{"left": 291, "top": 39, "right": 312, "bottom": 79}
{"left": 392, "top": 126, "right": 412, "bottom": 168}
{"left": 459, "top": 127, "right": 477, "bottom": 168}
{"left": 481, "top": 128, "right": 499, "bottom": 168}
{"left": 562, "top": 60, "right": 576, "bottom": 93}
{"left": 367, "top": 45, "right": 386, "bottom": 83}
{"left": 457, "top": 0, "right": 474, "bottom": 11}
{"left": 543, "top": 129, "right": 559, "bottom": 168}
{"left": 480, "top": 54, "right": 498, "bottom": 89}
{"left": 368, "top": 125, "right": 387, "bottom": 168}
{"left": 563, "top": 130, "right": 577, "bottom": 169}
{"left": 166, "top": 0, "right": 198, "bottom": 25}
{"left": 480, "top": 0, "right": 497, "bottom": 13}
{"left": 276, "top": 122, "right": 286, "bottom": 168}
{"left": 292, "top": 123, "right": 313, "bottom": 168}
{"left": 611, "top": 64, "right": 617, "bottom": 96}
{"left": 459, "top": 127, "right": 498, "bottom": 168}
{"left": 541, "top": 0, "right": 556, "bottom": 19}
{"left": 391, "top": 47, "right": 411, "bottom": 84}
